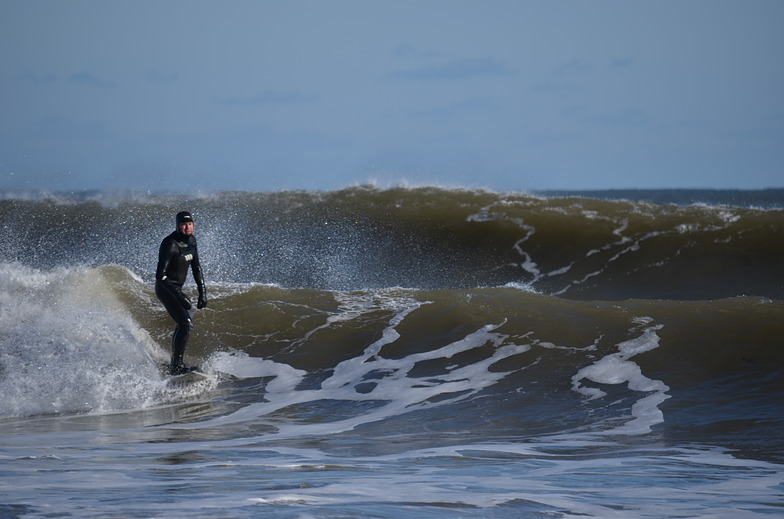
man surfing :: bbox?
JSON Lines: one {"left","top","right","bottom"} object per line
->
{"left": 155, "top": 211, "right": 207, "bottom": 375}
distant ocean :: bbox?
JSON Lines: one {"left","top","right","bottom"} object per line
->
{"left": 1, "top": 186, "right": 782, "bottom": 518}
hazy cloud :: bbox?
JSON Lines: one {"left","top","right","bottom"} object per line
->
{"left": 67, "top": 72, "right": 116, "bottom": 89}
{"left": 532, "top": 82, "right": 580, "bottom": 95}
{"left": 412, "top": 96, "right": 498, "bottom": 119}
{"left": 394, "top": 44, "right": 446, "bottom": 60}
{"left": 393, "top": 57, "right": 516, "bottom": 80}
{"left": 554, "top": 58, "right": 594, "bottom": 76}
{"left": 223, "top": 90, "right": 318, "bottom": 106}
{"left": 33, "top": 114, "right": 113, "bottom": 141}
{"left": 610, "top": 58, "right": 634, "bottom": 70}
{"left": 147, "top": 70, "right": 180, "bottom": 83}
{"left": 585, "top": 108, "right": 650, "bottom": 128}
{"left": 21, "top": 72, "right": 58, "bottom": 85}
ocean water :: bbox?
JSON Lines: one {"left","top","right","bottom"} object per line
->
{"left": 0, "top": 186, "right": 782, "bottom": 518}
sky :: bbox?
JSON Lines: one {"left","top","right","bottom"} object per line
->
{"left": 1, "top": 0, "right": 783, "bottom": 193}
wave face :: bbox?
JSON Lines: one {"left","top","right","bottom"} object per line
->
{"left": 2, "top": 186, "right": 782, "bottom": 299}
{"left": 1, "top": 187, "right": 782, "bottom": 517}
{"left": 2, "top": 261, "right": 781, "bottom": 445}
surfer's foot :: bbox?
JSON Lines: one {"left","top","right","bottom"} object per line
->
{"left": 170, "top": 365, "right": 198, "bottom": 376}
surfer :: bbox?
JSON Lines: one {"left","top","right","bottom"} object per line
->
{"left": 155, "top": 211, "right": 207, "bottom": 375}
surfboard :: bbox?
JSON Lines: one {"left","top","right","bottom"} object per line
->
{"left": 167, "top": 369, "right": 211, "bottom": 386}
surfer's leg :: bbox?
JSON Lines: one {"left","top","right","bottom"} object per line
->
{"left": 155, "top": 282, "right": 193, "bottom": 375}
{"left": 170, "top": 316, "right": 192, "bottom": 375}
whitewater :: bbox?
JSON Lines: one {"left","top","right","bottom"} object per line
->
{"left": 0, "top": 186, "right": 782, "bottom": 518}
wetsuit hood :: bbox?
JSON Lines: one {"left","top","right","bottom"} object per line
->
{"left": 176, "top": 211, "right": 194, "bottom": 226}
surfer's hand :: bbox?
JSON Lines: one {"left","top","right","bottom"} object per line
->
{"left": 178, "top": 293, "right": 193, "bottom": 310}
{"left": 197, "top": 295, "right": 207, "bottom": 309}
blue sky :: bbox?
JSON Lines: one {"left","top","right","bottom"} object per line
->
{"left": 1, "top": 1, "right": 782, "bottom": 192}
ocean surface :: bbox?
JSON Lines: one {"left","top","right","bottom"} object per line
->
{"left": 0, "top": 186, "right": 782, "bottom": 518}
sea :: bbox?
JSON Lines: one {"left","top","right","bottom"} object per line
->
{"left": 0, "top": 186, "right": 782, "bottom": 518}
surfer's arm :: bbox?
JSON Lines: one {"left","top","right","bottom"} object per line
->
{"left": 191, "top": 245, "right": 207, "bottom": 309}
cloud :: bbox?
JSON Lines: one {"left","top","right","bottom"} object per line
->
{"left": 532, "top": 82, "right": 580, "bottom": 95}
{"left": 392, "top": 57, "right": 516, "bottom": 80}
{"left": 67, "top": 71, "right": 116, "bottom": 89}
{"left": 395, "top": 44, "right": 418, "bottom": 58}
{"left": 147, "top": 70, "right": 180, "bottom": 83}
{"left": 21, "top": 72, "right": 58, "bottom": 85}
{"left": 721, "top": 126, "right": 784, "bottom": 148}
{"left": 223, "top": 90, "right": 318, "bottom": 106}
{"left": 412, "top": 96, "right": 498, "bottom": 119}
{"left": 610, "top": 58, "right": 634, "bottom": 70}
{"left": 584, "top": 108, "right": 650, "bottom": 128}
{"left": 553, "top": 58, "right": 593, "bottom": 76}
{"left": 394, "top": 44, "right": 446, "bottom": 60}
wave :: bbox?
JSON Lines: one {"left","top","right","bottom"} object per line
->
{"left": 1, "top": 262, "right": 781, "bottom": 465}
{"left": 1, "top": 186, "right": 782, "bottom": 299}
{"left": 1, "top": 187, "right": 782, "bottom": 467}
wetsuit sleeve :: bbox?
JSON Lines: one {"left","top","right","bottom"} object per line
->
{"left": 191, "top": 239, "right": 207, "bottom": 307}
{"left": 156, "top": 237, "right": 176, "bottom": 283}
{"left": 192, "top": 250, "right": 206, "bottom": 295}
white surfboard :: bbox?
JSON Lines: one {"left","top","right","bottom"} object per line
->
{"left": 167, "top": 369, "right": 211, "bottom": 386}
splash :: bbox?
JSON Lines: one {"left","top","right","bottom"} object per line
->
{"left": 0, "top": 263, "right": 169, "bottom": 417}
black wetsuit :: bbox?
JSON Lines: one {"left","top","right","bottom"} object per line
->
{"left": 155, "top": 230, "right": 206, "bottom": 375}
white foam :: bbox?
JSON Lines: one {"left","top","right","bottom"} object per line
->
{"left": 179, "top": 294, "right": 529, "bottom": 438}
{"left": 501, "top": 281, "right": 538, "bottom": 292}
{"left": 571, "top": 323, "right": 671, "bottom": 435}
{"left": 205, "top": 351, "right": 306, "bottom": 394}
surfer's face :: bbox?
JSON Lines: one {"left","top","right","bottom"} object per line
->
{"left": 178, "top": 221, "right": 194, "bottom": 235}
